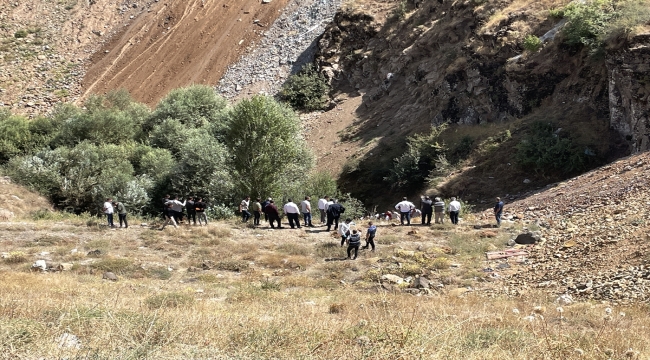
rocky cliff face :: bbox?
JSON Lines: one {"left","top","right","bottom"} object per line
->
{"left": 607, "top": 32, "right": 650, "bottom": 153}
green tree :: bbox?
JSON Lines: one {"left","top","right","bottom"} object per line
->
{"left": 147, "top": 85, "right": 228, "bottom": 133}
{"left": 224, "top": 95, "right": 313, "bottom": 198}
{"left": 0, "top": 110, "right": 33, "bottom": 162}
{"left": 280, "top": 64, "right": 330, "bottom": 111}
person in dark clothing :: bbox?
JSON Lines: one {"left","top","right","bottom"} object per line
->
{"left": 494, "top": 197, "right": 504, "bottom": 227}
{"left": 347, "top": 229, "right": 361, "bottom": 260}
{"left": 421, "top": 196, "right": 433, "bottom": 225}
{"left": 363, "top": 221, "right": 377, "bottom": 251}
{"left": 326, "top": 200, "right": 345, "bottom": 231}
{"left": 264, "top": 200, "right": 282, "bottom": 229}
{"left": 113, "top": 201, "right": 128, "bottom": 228}
{"left": 195, "top": 198, "right": 208, "bottom": 226}
{"left": 161, "top": 195, "right": 170, "bottom": 219}
{"left": 261, "top": 198, "right": 271, "bottom": 222}
{"left": 186, "top": 197, "right": 196, "bottom": 225}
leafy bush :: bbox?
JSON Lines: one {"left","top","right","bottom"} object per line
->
{"left": 384, "top": 125, "right": 447, "bottom": 189}
{"left": 280, "top": 64, "right": 330, "bottom": 111}
{"left": 148, "top": 85, "right": 228, "bottom": 131}
{"left": 205, "top": 203, "right": 236, "bottom": 220}
{"left": 224, "top": 95, "right": 312, "bottom": 198}
{"left": 14, "top": 30, "right": 28, "bottom": 38}
{"left": 0, "top": 111, "right": 33, "bottom": 162}
{"left": 148, "top": 119, "right": 200, "bottom": 156}
{"left": 515, "top": 122, "right": 595, "bottom": 175}
{"left": 561, "top": 0, "right": 616, "bottom": 49}
{"left": 523, "top": 35, "right": 542, "bottom": 52}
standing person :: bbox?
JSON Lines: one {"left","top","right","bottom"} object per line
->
{"left": 326, "top": 199, "right": 345, "bottom": 231}
{"left": 113, "top": 200, "right": 128, "bottom": 228}
{"left": 346, "top": 229, "right": 361, "bottom": 260}
{"left": 168, "top": 196, "right": 186, "bottom": 224}
{"left": 494, "top": 197, "right": 505, "bottom": 227}
{"left": 265, "top": 200, "right": 282, "bottom": 229}
{"left": 251, "top": 198, "right": 263, "bottom": 226}
{"left": 103, "top": 198, "right": 114, "bottom": 228}
{"left": 317, "top": 196, "right": 330, "bottom": 224}
{"left": 339, "top": 218, "right": 354, "bottom": 246}
{"left": 434, "top": 197, "right": 445, "bottom": 224}
{"left": 421, "top": 196, "right": 433, "bottom": 225}
{"left": 448, "top": 197, "right": 461, "bottom": 225}
{"left": 195, "top": 198, "right": 208, "bottom": 226}
{"left": 186, "top": 197, "right": 196, "bottom": 225}
{"left": 363, "top": 221, "right": 377, "bottom": 251}
{"left": 261, "top": 198, "right": 271, "bottom": 222}
{"left": 395, "top": 197, "right": 415, "bottom": 226}
{"left": 161, "top": 203, "right": 178, "bottom": 230}
{"left": 301, "top": 196, "right": 314, "bottom": 227}
{"left": 161, "top": 194, "right": 170, "bottom": 219}
{"left": 283, "top": 199, "right": 301, "bottom": 229}
{"left": 240, "top": 196, "right": 251, "bottom": 222}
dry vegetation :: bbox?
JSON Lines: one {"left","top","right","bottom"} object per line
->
{"left": 1, "top": 206, "right": 649, "bottom": 359}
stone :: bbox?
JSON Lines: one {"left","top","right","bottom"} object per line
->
{"left": 413, "top": 276, "right": 430, "bottom": 289}
{"left": 87, "top": 249, "right": 102, "bottom": 257}
{"left": 381, "top": 274, "right": 404, "bottom": 284}
{"left": 356, "top": 335, "right": 370, "bottom": 346}
{"left": 102, "top": 271, "right": 118, "bottom": 281}
{"left": 523, "top": 178, "right": 532, "bottom": 184}
{"left": 57, "top": 263, "right": 73, "bottom": 271}
{"left": 32, "top": 260, "right": 47, "bottom": 271}
{"left": 514, "top": 232, "right": 538, "bottom": 245}
{"left": 57, "top": 332, "right": 81, "bottom": 349}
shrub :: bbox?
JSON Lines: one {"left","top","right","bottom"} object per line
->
{"left": 148, "top": 85, "right": 228, "bottom": 131}
{"left": 147, "top": 119, "right": 200, "bottom": 156}
{"left": 4, "top": 251, "right": 27, "bottom": 264}
{"left": 515, "top": 122, "right": 595, "bottom": 175}
{"left": 14, "top": 30, "right": 28, "bottom": 38}
{"left": 562, "top": 0, "right": 617, "bottom": 49}
{"left": 91, "top": 257, "right": 135, "bottom": 274}
{"left": 522, "top": 35, "right": 542, "bottom": 52}
{"left": 0, "top": 111, "right": 34, "bottom": 162}
{"left": 145, "top": 292, "right": 194, "bottom": 309}
{"left": 280, "top": 64, "right": 330, "bottom": 111}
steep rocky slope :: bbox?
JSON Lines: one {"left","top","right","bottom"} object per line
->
{"left": 496, "top": 151, "right": 650, "bottom": 303}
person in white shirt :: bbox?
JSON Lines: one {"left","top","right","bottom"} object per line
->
{"left": 167, "top": 196, "right": 186, "bottom": 224}
{"left": 283, "top": 199, "right": 301, "bottom": 229}
{"left": 240, "top": 196, "right": 251, "bottom": 222}
{"left": 301, "top": 196, "right": 314, "bottom": 227}
{"left": 394, "top": 197, "right": 416, "bottom": 226}
{"left": 103, "top": 198, "right": 114, "bottom": 227}
{"left": 338, "top": 218, "right": 354, "bottom": 246}
{"left": 448, "top": 197, "right": 461, "bottom": 225}
{"left": 317, "top": 196, "right": 330, "bottom": 224}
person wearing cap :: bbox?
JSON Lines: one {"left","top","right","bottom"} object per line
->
{"left": 434, "top": 197, "right": 445, "bottom": 224}
{"left": 421, "top": 196, "right": 433, "bottom": 225}
{"left": 395, "top": 197, "right": 415, "bottom": 226}
{"left": 448, "top": 197, "right": 461, "bottom": 225}
{"left": 494, "top": 197, "right": 504, "bottom": 227}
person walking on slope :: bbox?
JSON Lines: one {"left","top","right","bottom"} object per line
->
{"left": 363, "top": 221, "right": 377, "bottom": 251}
{"left": 161, "top": 203, "right": 178, "bottom": 230}
{"left": 195, "top": 198, "right": 208, "bottom": 226}
{"left": 395, "top": 197, "right": 416, "bottom": 226}
{"left": 318, "top": 195, "right": 330, "bottom": 224}
{"left": 434, "top": 197, "right": 445, "bottom": 224}
{"left": 339, "top": 218, "right": 354, "bottom": 246}
{"left": 251, "top": 198, "right": 263, "bottom": 226}
{"left": 301, "top": 196, "right": 314, "bottom": 227}
{"left": 265, "top": 200, "right": 282, "bottom": 229}
{"left": 240, "top": 196, "right": 251, "bottom": 222}
{"left": 103, "top": 198, "right": 115, "bottom": 228}
{"left": 283, "top": 199, "right": 301, "bottom": 229}
{"left": 494, "top": 197, "right": 504, "bottom": 227}
{"left": 346, "top": 229, "right": 362, "bottom": 260}
{"left": 113, "top": 200, "right": 128, "bottom": 228}
{"left": 448, "top": 197, "right": 461, "bottom": 225}
{"left": 326, "top": 199, "right": 345, "bottom": 231}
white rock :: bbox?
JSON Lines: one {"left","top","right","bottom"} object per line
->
{"left": 57, "top": 332, "right": 81, "bottom": 349}
{"left": 33, "top": 260, "right": 47, "bottom": 271}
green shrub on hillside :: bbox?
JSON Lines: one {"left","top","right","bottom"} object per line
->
{"left": 515, "top": 122, "right": 595, "bottom": 175}
{"left": 562, "top": 0, "right": 617, "bottom": 49}
{"left": 280, "top": 64, "right": 330, "bottom": 111}
{"left": 0, "top": 111, "right": 34, "bottom": 162}
{"left": 522, "top": 35, "right": 542, "bottom": 52}
{"left": 147, "top": 85, "right": 228, "bottom": 131}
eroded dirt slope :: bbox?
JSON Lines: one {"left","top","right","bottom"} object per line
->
{"left": 82, "top": 0, "right": 290, "bottom": 106}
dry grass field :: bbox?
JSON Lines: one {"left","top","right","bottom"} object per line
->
{"left": 1, "top": 207, "right": 649, "bottom": 359}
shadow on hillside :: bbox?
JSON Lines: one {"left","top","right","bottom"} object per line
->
{"left": 290, "top": 0, "right": 630, "bottom": 211}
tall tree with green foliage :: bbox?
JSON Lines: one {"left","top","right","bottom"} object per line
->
{"left": 224, "top": 95, "right": 313, "bottom": 198}
{"left": 147, "top": 85, "right": 228, "bottom": 132}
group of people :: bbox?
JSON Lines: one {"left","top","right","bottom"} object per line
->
{"left": 102, "top": 198, "right": 128, "bottom": 228}
{"left": 161, "top": 195, "right": 209, "bottom": 229}
{"left": 389, "top": 196, "right": 505, "bottom": 227}
{"left": 238, "top": 195, "right": 347, "bottom": 231}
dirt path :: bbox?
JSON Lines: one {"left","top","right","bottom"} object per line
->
{"left": 82, "top": 0, "right": 290, "bottom": 106}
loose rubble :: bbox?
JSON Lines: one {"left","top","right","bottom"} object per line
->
{"left": 216, "top": 0, "right": 341, "bottom": 98}
{"left": 495, "top": 153, "right": 650, "bottom": 303}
